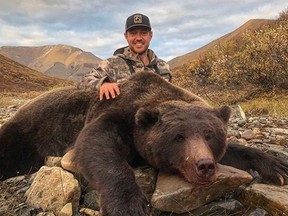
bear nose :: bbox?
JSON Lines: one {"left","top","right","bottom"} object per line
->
{"left": 196, "top": 159, "right": 216, "bottom": 179}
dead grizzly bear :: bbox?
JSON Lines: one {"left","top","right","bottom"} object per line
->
{"left": 0, "top": 72, "right": 287, "bottom": 216}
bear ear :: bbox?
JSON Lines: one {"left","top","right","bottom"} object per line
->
{"left": 135, "top": 107, "right": 160, "bottom": 128}
{"left": 216, "top": 105, "right": 231, "bottom": 124}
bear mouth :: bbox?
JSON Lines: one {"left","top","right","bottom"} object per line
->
{"left": 180, "top": 162, "right": 217, "bottom": 186}
{"left": 197, "top": 179, "right": 214, "bottom": 186}
{"left": 181, "top": 170, "right": 215, "bottom": 186}
{"left": 193, "top": 177, "right": 215, "bottom": 186}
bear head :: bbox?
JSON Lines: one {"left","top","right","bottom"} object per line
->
{"left": 134, "top": 100, "right": 231, "bottom": 185}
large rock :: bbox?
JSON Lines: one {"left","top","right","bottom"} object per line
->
{"left": 61, "top": 149, "right": 78, "bottom": 173}
{"left": 151, "top": 164, "right": 253, "bottom": 213}
{"left": 25, "top": 166, "right": 81, "bottom": 215}
{"left": 189, "top": 199, "right": 244, "bottom": 216}
{"left": 238, "top": 184, "right": 288, "bottom": 215}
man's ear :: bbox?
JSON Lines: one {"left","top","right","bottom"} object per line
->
{"left": 135, "top": 107, "right": 159, "bottom": 128}
{"left": 216, "top": 105, "right": 231, "bottom": 124}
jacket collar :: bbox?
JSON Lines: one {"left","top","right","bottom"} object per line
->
{"left": 114, "top": 46, "right": 158, "bottom": 65}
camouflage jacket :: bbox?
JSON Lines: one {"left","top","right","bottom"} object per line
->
{"left": 77, "top": 46, "right": 172, "bottom": 90}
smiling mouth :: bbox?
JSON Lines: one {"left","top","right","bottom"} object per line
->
{"left": 135, "top": 43, "right": 144, "bottom": 46}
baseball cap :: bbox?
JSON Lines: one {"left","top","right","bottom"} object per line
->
{"left": 125, "top": 13, "right": 151, "bottom": 32}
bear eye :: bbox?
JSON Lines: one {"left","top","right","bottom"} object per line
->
{"left": 174, "top": 134, "right": 185, "bottom": 142}
{"left": 204, "top": 130, "right": 213, "bottom": 140}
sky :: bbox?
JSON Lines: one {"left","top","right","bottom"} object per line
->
{"left": 0, "top": 0, "right": 287, "bottom": 62}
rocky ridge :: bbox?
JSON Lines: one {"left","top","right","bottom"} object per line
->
{"left": 0, "top": 102, "right": 288, "bottom": 216}
{"left": 0, "top": 45, "right": 102, "bottom": 81}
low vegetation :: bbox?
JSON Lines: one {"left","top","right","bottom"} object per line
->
{"left": 240, "top": 91, "right": 288, "bottom": 117}
{"left": 173, "top": 8, "right": 288, "bottom": 117}
{"left": 1, "top": 9, "right": 287, "bottom": 117}
{"left": 0, "top": 54, "right": 74, "bottom": 107}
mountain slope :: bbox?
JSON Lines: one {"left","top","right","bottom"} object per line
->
{"left": 0, "top": 45, "right": 102, "bottom": 80}
{"left": 0, "top": 54, "right": 73, "bottom": 93}
{"left": 168, "top": 19, "right": 276, "bottom": 69}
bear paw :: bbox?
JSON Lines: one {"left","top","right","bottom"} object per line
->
{"left": 266, "top": 157, "right": 288, "bottom": 185}
{"left": 102, "top": 193, "right": 151, "bottom": 216}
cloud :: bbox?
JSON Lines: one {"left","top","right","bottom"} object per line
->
{"left": 0, "top": 0, "right": 287, "bottom": 61}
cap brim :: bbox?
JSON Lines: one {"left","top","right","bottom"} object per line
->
{"left": 126, "top": 24, "right": 151, "bottom": 32}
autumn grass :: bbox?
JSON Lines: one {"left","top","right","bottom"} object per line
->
{"left": 191, "top": 87, "right": 288, "bottom": 117}
{"left": 240, "top": 92, "right": 288, "bottom": 117}
{"left": 0, "top": 91, "right": 43, "bottom": 107}
{"left": 1, "top": 87, "right": 287, "bottom": 117}
{"left": 0, "top": 85, "right": 71, "bottom": 107}
{"left": 0, "top": 95, "right": 18, "bottom": 107}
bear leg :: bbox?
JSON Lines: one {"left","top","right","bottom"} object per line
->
{"left": 0, "top": 123, "right": 43, "bottom": 179}
{"left": 220, "top": 143, "right": 288, "bottom": 185}
{"left": 74, "top": 111, "right": 150, "bottom": 216}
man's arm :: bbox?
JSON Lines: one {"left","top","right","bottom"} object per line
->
{"left": 77, "top": 64, "right": 111, "bottom": 91}
{"left": 157, "top": 59, "right": 172, "bottom": 82}
{"left": 77, "top": 58, "right": 123, "bottom": 100}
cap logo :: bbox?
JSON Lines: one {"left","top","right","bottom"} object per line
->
{"left": 134, "top": 15, "right": 142, "bottom": 24}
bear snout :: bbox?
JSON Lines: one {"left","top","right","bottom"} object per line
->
{"left": 195, "top": 159, "right": 216, "bottom": 180}
{"left": 181, "top": 138, "right": 217, "bottom": 184}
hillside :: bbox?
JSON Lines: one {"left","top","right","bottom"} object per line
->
{"left": 0, "top": 54, "right": 73, "bottom": 93}
{"left": 168, "top": 19, "right": 276, "bottom": 69}
{"left": 0, "top": 45, "right": 102, "bottom": 80}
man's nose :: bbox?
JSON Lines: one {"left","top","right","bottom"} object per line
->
{"left": 135, "top": 32, "right": 142, "bottom": 39}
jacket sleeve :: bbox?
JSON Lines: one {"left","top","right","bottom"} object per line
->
{"left": 157, "top": 59, "right": 173, "bottom": 82}
{"left": 77, "top": 59, "right": 116, "bottom": 90}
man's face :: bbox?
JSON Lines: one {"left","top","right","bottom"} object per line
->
{"left": 124, "top": 27, "right": 153, "bottom": 55}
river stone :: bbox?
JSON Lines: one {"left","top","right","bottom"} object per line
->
{"left": 238, "top": 184, "right": 288, "bottom": 215}
{"left": 61, "top": 149, "right": 78, "bottom": 173}
{"left": 25, "top": 166, "right": 81, "bottom": 215}
{"left": 151, "top": 164, "right": 253, "bottom": 213}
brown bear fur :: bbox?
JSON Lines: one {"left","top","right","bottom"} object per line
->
{"left": 0, "top": 72, "right": 288, "bottom": 216}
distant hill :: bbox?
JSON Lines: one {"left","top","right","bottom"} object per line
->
{"left": 0, "top": 54, "right": 73, "bottom": 93}
{"left": 168, "top": 19, "right": 276, "bottom": 69}
{"left": 0, "top": 45, "right": 102, "bottom": 80}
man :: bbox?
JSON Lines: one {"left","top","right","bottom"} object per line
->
{"left": 78, "top": 13, "right": 172, "bottom": 100}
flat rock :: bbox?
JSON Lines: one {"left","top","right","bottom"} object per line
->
{"left": 151, "top": 164, "right": 253, "bottom": 213}
{"left": 238, "top": 184, "right": 288, "bottom": 215}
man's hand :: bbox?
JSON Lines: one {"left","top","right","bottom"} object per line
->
{"left": 99, "top": 82, "right": 120, "bottom": 100}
